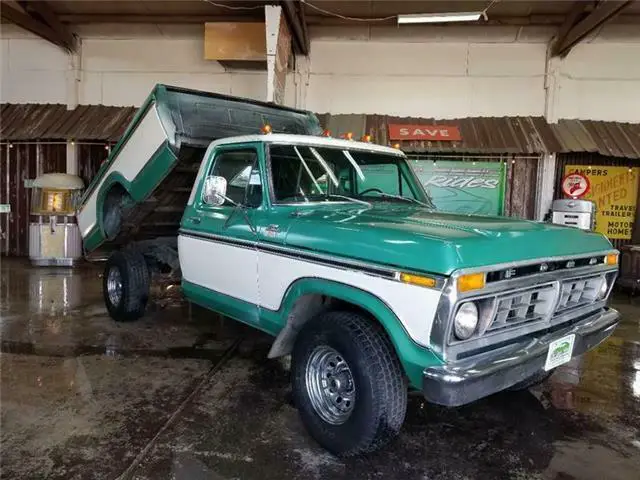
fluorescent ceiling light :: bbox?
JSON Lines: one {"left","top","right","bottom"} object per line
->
{"left": 398, "top": 12, "right": 484, "bottom": 24}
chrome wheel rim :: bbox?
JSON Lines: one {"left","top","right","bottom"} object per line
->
{"left": 305, "top": 345, "right": 356, "bottom": 425}
{"left": 106, "top": 266, "right": 123, "bottom": 306}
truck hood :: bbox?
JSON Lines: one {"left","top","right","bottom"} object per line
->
{"left": 282, "top": 204, "right": 613, "bottom": 275}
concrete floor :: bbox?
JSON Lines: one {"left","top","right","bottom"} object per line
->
{"left": 1, "top": 258, "right": 639, "bottom": 480}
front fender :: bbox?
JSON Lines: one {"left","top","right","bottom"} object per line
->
{"left": 277, "top": 277, "right": 444, "bottom": 389}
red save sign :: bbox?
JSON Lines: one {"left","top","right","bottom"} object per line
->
{"left": 388, "top": 124, "right": 461, "bottom": 141}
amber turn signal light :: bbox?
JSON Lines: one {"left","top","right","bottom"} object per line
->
{"left": 399, "top": 273, "right": 437, "bottom": 288}
{"left": 458, "top": 273, "right": 486, "bottom": 292}
{"left": 605, "top": 253, "right": 618, "bottom": 265}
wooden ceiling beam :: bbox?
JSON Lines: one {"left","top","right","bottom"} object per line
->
{"left": 552, "top": 0, "right": 633, "bottom": 57}
{"left": 54, "top": 13, "right": 640, "bottom": 27}
{"left": 281, "top": 0, "right": 309, "bottom": 55}
{"left": 56, "top": 14, "right": 260, "bottom": 24}
{"left": 18, "top": 1, "right": 76, "bottom": 50}
{"left": 0, "top": 0, "right": 75, "bottom": 51}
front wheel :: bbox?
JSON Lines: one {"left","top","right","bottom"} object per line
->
{"left": 103, "top": 249, "right": 150, "bottom": 322}
{"left": 292, "top": 311, "right": 407, "bottom": 457}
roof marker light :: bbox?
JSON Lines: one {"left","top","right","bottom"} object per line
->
{"left": 361, "top": 134, "right": 372, "bottom": 143}
{"left": 261, "top": 124, "right": 272, "bottom": 135}
{"left": 322, "top": 129, "right": 332, "bottom": 137}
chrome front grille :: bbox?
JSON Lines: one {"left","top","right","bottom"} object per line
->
{"left": 555, "top": 275, "right": 604, "bottom": 314}
{"left": 486, "top": 284, "right": 556, "bottom": 333}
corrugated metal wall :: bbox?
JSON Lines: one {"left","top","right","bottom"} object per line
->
{"left": 0, "top": 142, "right": 113, "bottom": 257}
{"left": 555, "top": 152, "right": 640, "bottom": 249}
{"left": 77, "top": 144, "right": 111, "bottom": 188}
{"left": 1, "top": 143, "right": 66, "bottom": 256}
{"left": 406, "top": 153, "right": 540, "bottom": 220}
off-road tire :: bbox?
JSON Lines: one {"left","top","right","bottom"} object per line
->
{"left": 292, "top": 311, "right": 407, "bottom": 457}
{"left": 103, "top": 249, "right": 150, "bottom": 322}
{"left": 509, "top": 370, "right": 552, "bottom": 391}
{"left": 103, "top": 193, "right": 123, "bottom": 240}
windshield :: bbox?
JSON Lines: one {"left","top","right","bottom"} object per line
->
{"left": 268, "top": 144, "right": 434, "bottom": 208}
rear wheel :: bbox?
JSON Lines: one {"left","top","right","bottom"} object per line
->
{"left": 103, "top": 249, "right": 150, "bottom": 322}
{"left": 292, "top": 311, "right": 407, "bottom": 457}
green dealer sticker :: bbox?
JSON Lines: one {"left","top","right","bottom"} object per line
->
{"left": 544, "top": 334, "right": 576, "bottom": 371}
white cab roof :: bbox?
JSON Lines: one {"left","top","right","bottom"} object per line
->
{"left": 210, "top": 134, "right": 405, "bottom": 157}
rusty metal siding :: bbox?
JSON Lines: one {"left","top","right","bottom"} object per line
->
{"left": 0, "top": 104, "right": 136, "bottom": 141}
{"left": 319, "top": 114, "right": 640, "bottom": 159}
{"left": 550, "top": 120, "right": 640, "bottom": 159}
{"left": 78, "top": 144, "right": 111, "bottom": 187}
{"left": 0, "top": 143, "right": 67, "bottom": 256}
{"left": 361, "top": 115, "right": 557, "bottom": 154}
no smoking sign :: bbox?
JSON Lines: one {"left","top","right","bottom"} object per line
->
{"left": 561, "top": 173, "right": 590, "bottom": 198}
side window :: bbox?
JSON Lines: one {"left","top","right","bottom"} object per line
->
{"left": 207, "top": 149, "right": 262, "bottom": 206}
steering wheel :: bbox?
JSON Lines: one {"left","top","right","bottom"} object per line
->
{"left": 359, "top": 187, "right": 384, "bottom": 196}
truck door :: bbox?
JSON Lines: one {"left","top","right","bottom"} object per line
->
{"left": 179, "top": 144, "right": 262, "bottom": 325}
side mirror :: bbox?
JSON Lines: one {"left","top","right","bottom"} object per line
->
{"left": 203, "top": 176, "right": 227, "bottom": 206}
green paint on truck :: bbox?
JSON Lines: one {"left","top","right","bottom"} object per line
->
{"left": 77, "top": 85, "right": 621, "bottom": 457}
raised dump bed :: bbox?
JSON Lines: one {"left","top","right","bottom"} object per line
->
{"left": 77, "top": 84, "right": 321, "bottom": 255}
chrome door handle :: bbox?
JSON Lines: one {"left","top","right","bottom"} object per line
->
{"left": 188, "top": 216, "right": 201, "bottom": 224}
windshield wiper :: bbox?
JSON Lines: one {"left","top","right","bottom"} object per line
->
{"left": 315, "top": 193, "right": 371, "bottom": 207}
{"left": 372, "top": 192, "right": 434, "bottom": 208}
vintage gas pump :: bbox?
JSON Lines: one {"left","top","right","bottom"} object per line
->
{"left": 551, "top": 172, "right": 596, "bottom": 231}
{"left": 29, "top": 173, "right": 84, "bottom": 266}
{"left": 551, "top": 199, "right": 596, "bottom": 230}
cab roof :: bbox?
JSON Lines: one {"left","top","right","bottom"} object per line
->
{"left": 210, "top": 133, "right": 405, "bottom": 156}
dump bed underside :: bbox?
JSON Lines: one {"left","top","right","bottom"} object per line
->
{"left": 83, "top": 85, "right": 321, "bottom": 255}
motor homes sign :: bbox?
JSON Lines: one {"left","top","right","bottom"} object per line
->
{"left": 564, "top": 165, "right": 639, "bottom": 240}
{"left": 388, "top": 124, "right": 461, "bottom": 141}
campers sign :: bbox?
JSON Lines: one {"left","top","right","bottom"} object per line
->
{"left": 388, "top": 124, "right": 462, "bottom": 141}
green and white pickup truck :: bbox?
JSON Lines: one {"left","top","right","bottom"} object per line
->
{"left": 78, "top": 85, "right": 620, "bottom": 456}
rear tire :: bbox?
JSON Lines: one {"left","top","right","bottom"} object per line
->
{"left": 103, "top": 193, "right": 123, "bottom": 240}
{"left": 103, "top": 249, "right": 150, "bottom": 322}
{"left": 292, "top": 311, "right": 407, "bottom": 457}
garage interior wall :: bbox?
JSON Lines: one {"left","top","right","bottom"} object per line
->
{"left": 0, "top": 142, "right": 108, "bottom": 256}
{"left": 2, "top": 23, "right": 640, "bottom": 122}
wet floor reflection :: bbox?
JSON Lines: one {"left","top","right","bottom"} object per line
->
{"left": 1, "top": 258, "right": 640, "bottom": 479}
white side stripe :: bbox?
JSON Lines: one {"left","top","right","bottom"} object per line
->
{"left": 77, "top": 105, "right": 167, "bottom": 239}
{"left": 179, "top": 234, "right": 440, "bottom": 346}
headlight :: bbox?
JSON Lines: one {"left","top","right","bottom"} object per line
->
{"left": 598, "top": 279, "right": 609, "bottom": 299}
{"left": 454, "top": 302, "right": 479, "bottom": 340}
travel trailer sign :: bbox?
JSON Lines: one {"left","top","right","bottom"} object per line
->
{"left": 388, "top": 124, "right": 462, "bottom": 141}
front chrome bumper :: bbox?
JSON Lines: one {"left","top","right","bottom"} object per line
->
{"left": 422, "top": 307, "right": 620, "bottom": 407}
